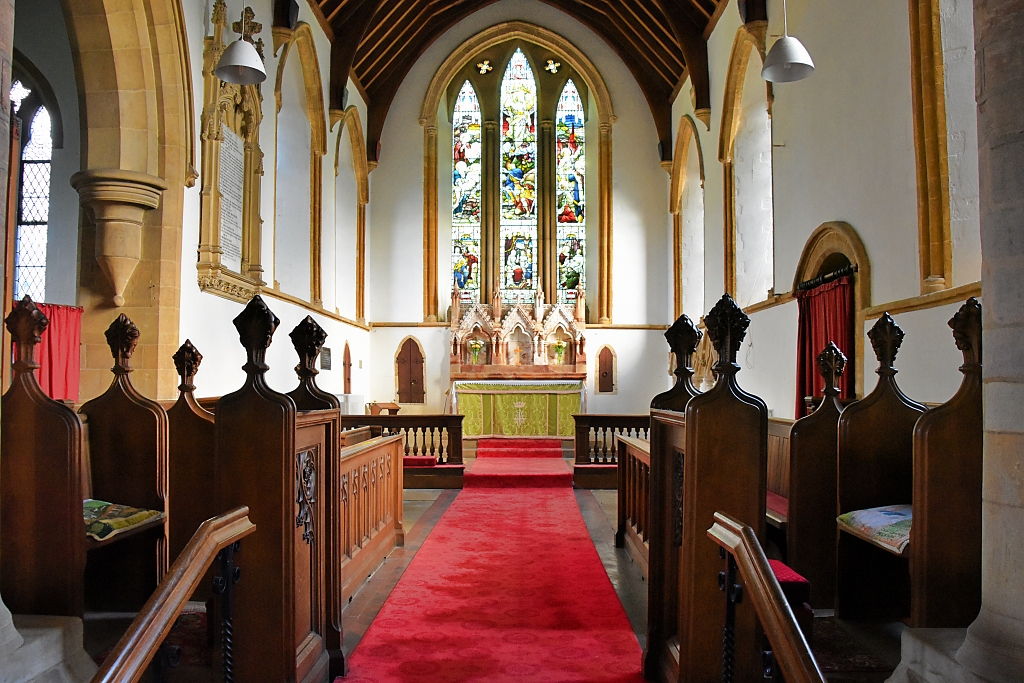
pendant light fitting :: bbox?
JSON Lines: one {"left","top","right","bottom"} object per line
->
{"left": 761, "top": 0, "right": 814, "bottom": 83}
{"left": 215, "top": 7, "right": 267, "bottom": 86}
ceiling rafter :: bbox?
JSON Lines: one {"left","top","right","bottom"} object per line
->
{"left": 314, "top": 0, "right": 725, "bottom": 161}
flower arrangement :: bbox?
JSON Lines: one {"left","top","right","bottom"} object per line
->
{"left": 468, "top": 338, "right": 485, "bottom": 365}
{"left": 552, "top": 339, "right": 568, "bottom": 364}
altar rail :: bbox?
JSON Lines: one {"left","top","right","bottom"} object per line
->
{"left": 615, "top": 436, "right": 652, "bottom": 577}
{"left": 573, "top": 414, "right": 650, "bottom": 465}
{"left": 339, "top": 415, "right": 463, "bottom": 465}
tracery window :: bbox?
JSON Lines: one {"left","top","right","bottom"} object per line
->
{"left": 449, "top": 44, "right": 589, "bottom": 310}
{"left": 11, "top": 80, "right": 51, "bottom": 302}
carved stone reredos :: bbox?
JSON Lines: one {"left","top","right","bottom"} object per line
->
{"left": 173, "top": 339, "right": 203, "bottom": 390}
{"left": 501, "top": 304, "right": 537, "bottom": 337}
{"left": 105, "top": 313, "right": 141, "bottom": 373}
{"left": 454, "top": 304, "right": 495, "bottom": 342}
{"left": 233, "top": 295, "right": 280, "bottom": 371}
{"left": 949, "top": 297, "right": 982, "bottom": 366}
{"left": 541, "top": 304, "right": 580, "bottom": 339}
{"left": 290, "top": 316, "right": 328, "bottom": 373}
{"left": 816, "top": 341, "right": 847, "bottom": 396}
{"left": 868, "top": 312, "right": 904, "bottom": 372}
{"left": 705, "top": 294, "right": 749, "bottom": 368}
{"left": 664, "top": 314, "right": 701, "bottom": 360}
{"left": 5, "top": 296, "right": 48, "bottom": 348}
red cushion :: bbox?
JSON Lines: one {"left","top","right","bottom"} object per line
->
{"left": 766, "top": 491, "right": 789, "bottom": 518}
{"left": 403, "top": 455, "right": 436, "bottom": 467}
{"left": 769, "top": 559, "right": 811, "bottom": 606}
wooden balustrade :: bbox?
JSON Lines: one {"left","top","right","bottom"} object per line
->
{"left": 333, "top": 434, "right": 405, "bottom": 604}
{"left": 708, "top": 512, "right": 826, "bottom": 683}
{"left": 90, "top": 507, "right": 256, "bottom": 683}
{"left": 339, "top": 415, "right": 463, "bottom": 465}
{"left": 615, "top": 435, "right": 652, "bottom": 576}
{"left": 573, "top": 414, "right": 650, "bottom": 465}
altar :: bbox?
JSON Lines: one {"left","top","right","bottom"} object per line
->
{"left": 450, "top": 380, "right": 586, "bottom": 438}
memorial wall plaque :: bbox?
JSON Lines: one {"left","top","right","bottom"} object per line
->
{"left": 219, "top": 127, "right": 246, "bottom": 273}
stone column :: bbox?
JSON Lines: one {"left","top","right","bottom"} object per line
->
{"left": 481, "top": 120, "right": 500, "bottom": 304}
{"left": 955, "top": 1, "right": 1024, "bottom": 680}
{"left": 538, "top": 118, "right": 557, "bottom": 298}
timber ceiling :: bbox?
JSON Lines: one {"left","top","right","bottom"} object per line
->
{"left": 297, "top": 0, "right": 756, "bottom": 161}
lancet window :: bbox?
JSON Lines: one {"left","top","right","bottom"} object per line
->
{"left": 555, "top": 80, "right": 585, "bottom": 305}
{"left": 11, "top": 80, "right": 51, "bottom": 302}
{"left": 452, "top": 80, "right": 482, "bottom": 305}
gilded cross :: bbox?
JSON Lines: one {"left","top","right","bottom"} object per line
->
{"left": 477, "top": 60, "right": 493, "bottom": 74}
{"left": 545, "top": 60, "right": 560, "bottom": 74}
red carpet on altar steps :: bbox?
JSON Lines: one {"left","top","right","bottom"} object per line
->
{"left": 341, "top": 443, "right": 644, "bottom": 682}
{"left": 465, "top": 437, "right": 572, "bottom": 488}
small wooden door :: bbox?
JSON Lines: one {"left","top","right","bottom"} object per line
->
{"left": 343, "top": 342, "right": 352, "bottom": 394}
{"left": 396, "top": 339, "right": 424, "bottom": 403}
{"left": 598, "top": 347, "right": 614, "bottom": 393}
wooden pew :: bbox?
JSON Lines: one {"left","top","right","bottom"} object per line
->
{"left": 643, "top": 313, "right": 701, "bottom": 681}
{"left": 787, "top": 343, "right": 847, "bottom": 609}
{"left": 166, "top": 340, "right": 216, "bottom": 564}
{"left": 645, "top": 295, "right": 767, "bottom": 683}
{"left": 909, "top": 297, "right": 982, "bottom": 627}
{"left": 1, "top": 300, "right": 167, "bottom": 617}
{"left": 836, "top": 313, "right": 926, "bottom": 620}
{"left": 216, "top": 296, "right": 331, "bottom": 683}
{"left": 766, "top": 418, "right": 793, "bottom": 533}
{"left": 615, "top": 435, "right": 652, "bottom": 576}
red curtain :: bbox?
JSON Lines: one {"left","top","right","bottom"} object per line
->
{"left": 794, "top": 276, "right": 853, "bottom": 418}
{"left": 34, "top": 303, "right": 82, "bottom": 402}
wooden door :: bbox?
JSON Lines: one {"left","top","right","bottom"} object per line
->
{"left": 598, "top": 347, "right": 614, "bottom": 393}
{"left": 396, "top": 339, "right": 424, "bottom": 403}
{"left": 343, "top": 343, "right": 352, "bottom": 394}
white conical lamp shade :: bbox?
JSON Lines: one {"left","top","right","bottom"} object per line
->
{"left": 762, "top": 35, "right": 815, "bottom": 83}
{"left": 215, "top": 39, "right": 267, "bottom": 85}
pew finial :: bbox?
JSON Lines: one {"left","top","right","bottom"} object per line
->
{"left": 233, "top": 295, "right": 279, "bottom": 375}
{"left": 704, "top": 293, "right": 749, "bottom": 373}
{"left": 105, "top": 314, "right": 140, "bottom": 375}
{"left": 5, "top": 296, "right": 48, "bottom": 372}
{"left": 949, "top": 297, "right": 982, "bottom": 368}
{"left": 665, "top": 314, "right": 702, "bottom": 375}
{"left": 289, "top": 316, "right": 327, "bottom": 380}
{"left": 868, "top": 313, "right": 903, "bottom": 376}
{"left": 173, "top": 340, "right": 203, "bottom": 393}
{"left": 817, "top": 342, "right": 847, "bottom": 397}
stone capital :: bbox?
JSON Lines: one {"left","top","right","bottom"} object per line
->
{"left": 71, "top": 168, "right": 168, "bottom": 306}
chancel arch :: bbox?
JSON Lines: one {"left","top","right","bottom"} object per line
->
{"left": 421, "top": 22, "right": 614, "bottom": 324}
{"left": 273, "top": 22, "right": 327, "bottom": 305}
{"left": 718, "top": 22, "right": 774, "bottom": 308}
{"left": 332, "top": 105, "right": 369, "bottom": 323}
{"left": 670, "top": 114, "right": 706, "bottom": 320}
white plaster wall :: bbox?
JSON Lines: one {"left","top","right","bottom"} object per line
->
{"left": 742, "top": 303, "right": 799, "bottom": 419}
{"left": 584, "top": 329, "right": 673, "bottom": 413}
{"left": 275, "top": 52, "right": 312, "bottom": 300}
{"left": 680, "top": 132, "right": 705, "bottom": 320}
{"left": 333, "top": 124, "right": 358, "bottom": 319}
{"left": 13, "top": 0, "right": 80, "bottom": 306}
{"left": 369, "top": 0, "right": 669, "bottom": 325}
{"left": 368, "top": 327, "right": 451, "bottom": 413}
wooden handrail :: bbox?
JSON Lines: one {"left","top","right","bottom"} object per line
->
{"left": 573, "top": 414, "right": 650, "bottom": 464}
{"left": 707, "top": 512, "right": 826, "bottom": 683}
{"left": 90, "top": 507, "right": 256, "bottom": 683}
{"left": 340, "top": 414, "right": 463, "bottom": 464}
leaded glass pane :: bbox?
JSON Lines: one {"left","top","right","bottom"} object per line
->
{"left": 499, "top": 49, "right": 537, "bottom": 305}
{"left": 452, "top": 80, "right": 482, "bottom": 306}
{"left": 10, "top": 80, "right": 30, "bottom": 114}
{"left": 14, "top": 224, "right": 46, "bottom": 301}
{"left": 16, "top": 108, "right": 51, "bottom": 302}
{"left": 556, "top": 80, "right": 585, "bottom": 304}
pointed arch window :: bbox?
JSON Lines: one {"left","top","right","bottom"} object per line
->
{"left": 16, "top": 95, "right": 52, "bottom": 302}
{"left": 556, "top": 79, "right": 585, "bottom": 304}
{"left": 499, "top": 49, "right": 538, "bottom": 304}
{"left": 452, "top": 80, "right": 482, "bottom": 305}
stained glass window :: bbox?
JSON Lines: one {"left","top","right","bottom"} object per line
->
{"left": 555, "top": 79, "right": 585, "bottom": 305}
{"left": 452, "top": 80, "right": 482, "bottom": 305}
{"left": 16, "top": 107, "right": 51, "bottom": 302}
{"left": 499, "top": 49, "right": 537, "bottom": 305}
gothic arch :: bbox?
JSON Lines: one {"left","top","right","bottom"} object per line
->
{"left": 332, "top": 106, "right": 369, "bottom": 322}
{"left": 419, "top": 22, "right": 616, "bottom": 324}
{"left": 273, "top": 22, "right": 328, "bottom": 304}
{"left": 793, "top": 221, "right": 872, "bottom": 396}
{"left": 670, "top": 115, "right": 706, "bottom": 318}
{"left": 59, "top": 0, "right": 194, "bottom": 400}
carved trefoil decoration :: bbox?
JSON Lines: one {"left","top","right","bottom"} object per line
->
{"left": 295, "top": 449, "right": 317, "bottom": 545}
{"left": 817, "top": 342, "right": 847, "bottom": 397}
{"left": 949, "top": 297, "right": 982, "bottom": 367}
{"left": 173, "top": 340, "right": 204, "bottom": 392}
{"left": 704, "top": 293, "right": 750, "bottom": 373}
{"left": 198, "top": 0, "right": 267, "bottom": 304}
{"left": 105, "top": 314, "right": 141, "bottom": 375}
{"left": 868, "top": 313, "right": 904, "bottom": 375}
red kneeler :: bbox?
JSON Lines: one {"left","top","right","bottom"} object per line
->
{"left": 769, "top": 560, "right": 814, "bottom": 638}
{"left": 403, "top": 455, "right": 436, "bottom": 467}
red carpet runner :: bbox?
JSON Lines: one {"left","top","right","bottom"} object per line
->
{"left": 341, "top": 439, "right": 644, "bottom": 682}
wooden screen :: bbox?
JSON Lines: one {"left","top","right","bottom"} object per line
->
{"left": 598, "top": 346, "right": 614, "bottom": 393}
{"left": 343, "top": 342, "right": 352, "bottom": 394}
{"left": 396, "top": 338, "right": 424, "bottom": 403}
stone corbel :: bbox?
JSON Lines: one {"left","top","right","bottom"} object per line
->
{"left": 71, "top": 169, "right": 169, "bottom": 307}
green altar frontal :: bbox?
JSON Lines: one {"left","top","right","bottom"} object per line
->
{"left": 451, "top": 381, "right": 585, "bottom": 437}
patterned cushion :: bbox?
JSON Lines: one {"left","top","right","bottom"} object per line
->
{"left": 84, "top": 499, "right": 164, "bottom": 541}
{"left": 836, "top": 504, "right": 912, "bottom": 555}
